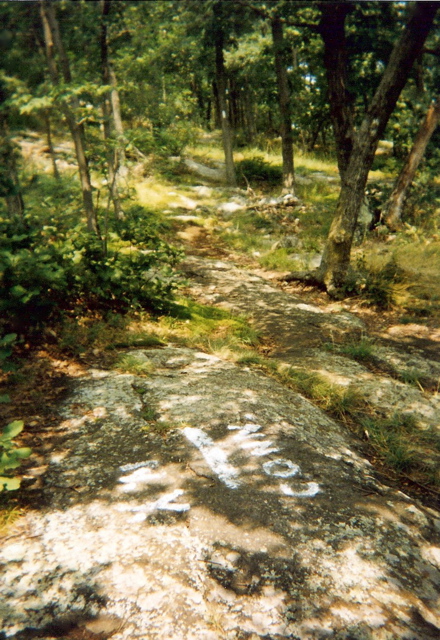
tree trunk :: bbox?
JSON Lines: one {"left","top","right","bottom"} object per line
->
{"left": 319, "top": 2, "right": 354, "bottom": 177}
{"left": 40, "top": 0, "right": 99, "bottom": 236}
{"left": 316, "top": 1, "right": 437, "bottom": 295}
{"left": 44, "top": 111, "right": 60, "bottom": 180}
{"left": 271, "top": 16, "right": 294, "bottom": 192}
{"left": 212, "top": 81, "right": 221, "bottom": 129}
{"left": 100, "top": 0, "right": 124, "bottom": 220}
{"left": 213, "top": 2, "right": 236, "bottom": 187}
{"left": 382, "top": 95, "right": 440, "bottom": 230}
{"left": 0, "top": 106, "right": 24, "bottom": 220}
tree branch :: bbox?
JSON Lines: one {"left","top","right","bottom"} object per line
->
{"left": 236, "top": 0, "right": 320, "bottom": 31}
{"left": 424, "top": 46, "right": 440, "bottom": 58}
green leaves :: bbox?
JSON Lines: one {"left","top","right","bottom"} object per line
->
{"left": 0, "top": 200, "right": 181, "bottom": 333}
{"left": 0, "top": 420, "right": 31, "bottom": 492}
{"left": 1, "top": 420, "right": 24, "bottom": 441}
{"left": 0, "top": 332, "right": 17, "bottom": 373}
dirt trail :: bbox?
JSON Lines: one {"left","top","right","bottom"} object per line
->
{"left": 2, "top": 186, "right": 440, "bottom": 640}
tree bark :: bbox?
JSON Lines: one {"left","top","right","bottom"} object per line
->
{"left": 0, "top": 94, "right": 24, "bottom": 219}
{"left": 44, "top": 111, "right": 60, "bottom": 180}
{"left": 213, "top": 2, "right": 236, "bottom": 187}
{"left": 319, "top": 2, "right": 354, "bottom": 177}
{"left": 271, "top": 16, "right": 294, "bottom": 192}
{"left": 100, "top": 0, "right": 124, "bottom": 220}
{"left": 40, "top": 0, "right": 99, "bottom": 236}
{"left": 382, "top": 95, "right": 440, "bottom": 230}
{"left": 316, "top": 1, "right": 437, "bottom": 295}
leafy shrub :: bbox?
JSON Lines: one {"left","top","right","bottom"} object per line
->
{"left": 237, "top": 157, "right": 282, "bottom": 186}
{"left": 0, "top": 420, "right": 31, "bottom": 491}
{"left": 125, "top": 121, "right": 198, "bottom": 158}
{"left": 125, "top": 127, "right": 156, "bottom": 157}
{"left": 0, "top": 207, "right": 182, "bottom": 333}
{"left": 353, "top": 256, "right": 405, "bottom": 309}
{"left": 155, "top": 121, "right": 198, "bottom": 156}
{"left": 0, "top": 333, "right": 17, "bottom": 374}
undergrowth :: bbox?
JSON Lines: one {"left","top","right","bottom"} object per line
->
{"left": 236, "top": 351, "right": 440, "bottom": 489}
{"left": 360, "top": 413, "right": 440, "bottom": 486}
{"left": 0, "top": 175, "right": 183, "bottom": 336}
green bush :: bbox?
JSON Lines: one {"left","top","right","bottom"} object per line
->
{"left": 353, "top": 256, "right": 404, "bottom": 309}
{"left": 125, "top": 121, "right": 198, "bottom": 158}
{"left": 0, "top": 420, "right": 31, "bottom": 491}
{"left": 155, "top": 121, "right": 198, "bottom": 156}
{"left": 237, "top": 157, "right": 282, "bottom": 186}
{"left": 0, "top": 207, "right": 182, "bottom": 333}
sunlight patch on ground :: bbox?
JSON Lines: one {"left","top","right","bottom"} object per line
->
{"left": 135, "top": 179, "right": 185, "bottom": 210}
{"left": 295, "top": 152, "right": 338, "bottom": 176}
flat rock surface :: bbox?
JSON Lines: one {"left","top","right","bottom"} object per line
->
{"left": 182, "top": 256, "right": 440, "bottom": 430}
{"left": 1, "top": 258, "right": 440, "bottom": 640}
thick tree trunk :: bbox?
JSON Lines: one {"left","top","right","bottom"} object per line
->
{"left": 213, "top": 3, "right": 236, "bottom": 187}
{"left": 271, "top": 16, "right": 294, "bottom": 192}
{"left": 40, "top": 0, "right": 99, "bottom": 236}
{"left": 319, "top": 2, "right": 354, "bottom": 178}
{"left": 316, "top": 1, "right": 437, "bottom": 295}
{"left": 382, "top": 95, "right": 440, "bottom": 230}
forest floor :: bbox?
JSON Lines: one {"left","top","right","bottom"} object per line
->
{"left": 1, "top": 141, "right": 440, "bottom": 640}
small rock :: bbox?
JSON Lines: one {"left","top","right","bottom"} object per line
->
{"left": 83, "top": 614, "right": 122, "bottom": 636}
{"left": 218, "top": 201, "right": 246, "bottom": 215}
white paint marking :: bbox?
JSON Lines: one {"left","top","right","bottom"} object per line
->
{"left": 233, "top": 432, "right": 265, "bottom": 441}
{"left": 280, "top": 482, "right": 320, "bottom": 498}
{"left": 250, "top": 442, "right": 279, "bottom": 457}
{"left": 228, "top": 423, "right": 262, "bottom": 434}
{"left": 183, "top": 426, "right": 240, "bottom": 489}
{"left": 118, "top": 467, "right": 166, "bottom": 493}
{"left": 155, "top": 489, "right": 191, "bottom": 511}
{"left": 117, "top": 489, "right": 190, "bottom": 522}
{"left": 263, "top": 459, "right": 301, "bottom": 478}
{"left": 120, "top": 460, "right": 159, "bottom": 472}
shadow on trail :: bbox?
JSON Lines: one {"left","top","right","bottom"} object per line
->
{"left": 3, "top": 343, "right": 440, "bottom": 639}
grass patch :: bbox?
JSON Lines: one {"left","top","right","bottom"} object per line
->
{"left": 113, "top": 354, "right": 154, "bottom": 376}
{"left": 235, "top": 353, "right": 366, "bottom": 422}
{"left": 156, "top": 299, "right": 260, "bottom": 353}
{"left": 355, "top": 241, "right": 440, "bottom": 312}
{"left": 281, "top": 367, "right": 365, "bottom": 420}
{"left": 397, "top": 367, "right": 427, "bottom": 389}
{"left": 0, "top": 503, "right": 24, "bottom": 534}
{"left": 326, "top": 336, "right": 376, "bottom": 363}
{"left": 360, "top": 412, "right": 440, "bottom": 485}
{"left": 259, "top": 249, "right": 304, "bottom": 272}
{"left": 56, "top": 298, "right": 260, "bottom": 368}
{"left": 142, "top": 420, "right": 174, "bottom": 436}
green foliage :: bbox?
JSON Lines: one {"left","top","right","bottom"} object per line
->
{"left": 397, "top": 367, "right": 427, "bottom": 388}
{"left": 360, "top": 412, "right": 439, "bottom": 478}
{"left": 114, "top": 354, "right": 154, "bottom": 376}
{"left": 0, "top": 136, "right": 21, "bottom": 199}
{"left": 0, "top": 420, "right": 31, "bottom": 491}
{"left": 353, "top": 256, "right": 405, "bottom": 309}
{"left": 283, "top": 368, "right": 364, "bottom": 420}
{"left": 0, "top": 199, "right": 182, "bottom": 333}
{"left": 328, "top": 336, "right": 376, "bottom": 362}
{"left": 154, "top": 121, "right": 199, "bottom": 156}
{"left": 236, "top": 157, "right": 282, "bottom": 186}
{"left": 0, "top": 333, "right": 17, "bottom": 376}
{"left": 259, "top": 248, "right": 303, "bottom": 272}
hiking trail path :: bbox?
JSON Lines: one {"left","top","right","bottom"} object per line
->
{"left": 1, "top": 174, "right": 440, "bottom": 640}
